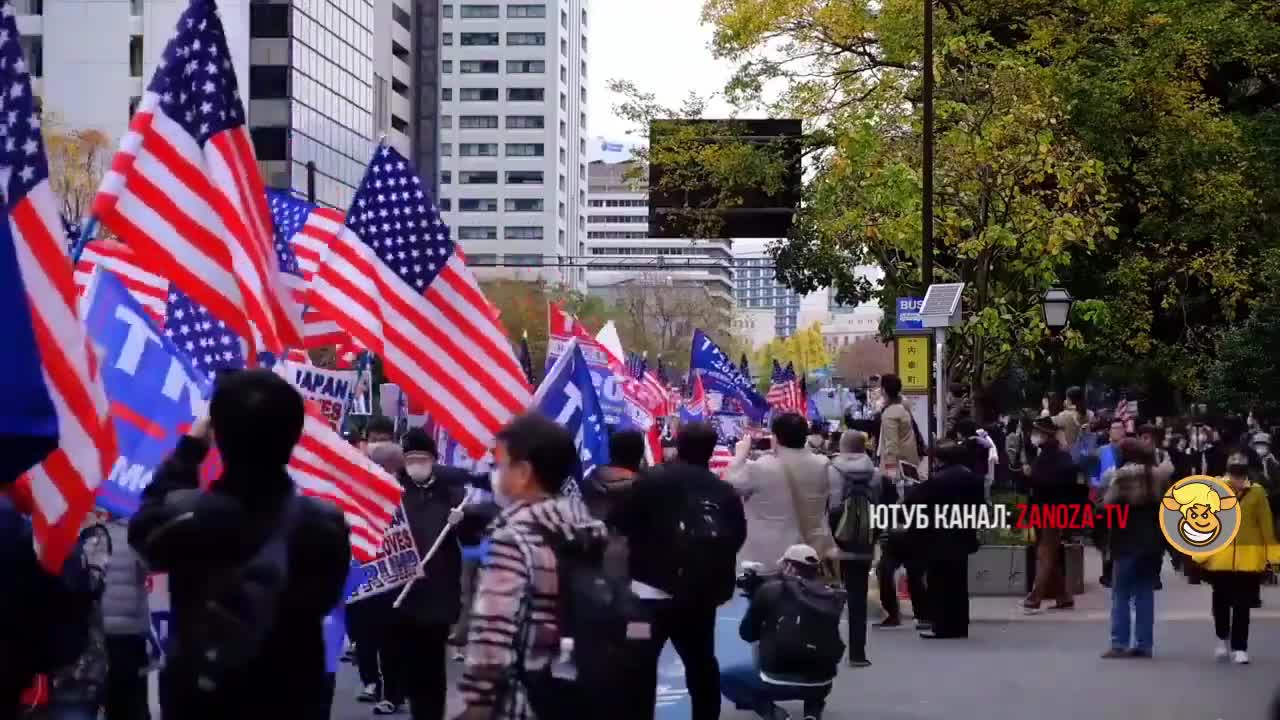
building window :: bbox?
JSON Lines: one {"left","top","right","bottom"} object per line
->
{"left": 507, "top": 4, "right": 546, "bottom": 18}
{"left": 443, "top": 4, "right": 453, "bottom": 18}
{"left": 460, "top": 32, "right": 499, "bottom": 45}
{"left": 249, "top": 65, "right": 288, "bottom": 99}
{"left": 249, "top": 3, "right": 288, "bottom": 37}
{"left": 582, "top": 60, "right": 587, "bottom": 78}
{"left": 507, "top": 60, "right": 545, "bottom": 74}
{"left": 581, "top": 87, "right": 587, "bottom": 102}
{"left": 506, "top": 115, "right": 545, "bottom": 129}
{"left": 505, "top": 227, "right": 544, "bottom": 240}
{"left": 441, "top": 143, "right": 453, "bottom": 156}
{"left": 392, "top": 114, "right": 410, "bottom": 133}
{"left": 560, "top": 65, "right": 567, "bottom": 83}
{"left": 559, "top": 119, "right": 566, "bottom": 137}
{"left": 459, "top": 198, "right": 499, "bottom": 212}
{"left": 460, "top": 4, "right": 499, "bottom": 18}
{"left": 506, "top": 32, "right": 545, "bottom": 46}
{"left": 459, "top": 115, "right": 499, "bottom": 129}
{"left": 250, "top": 127, "right": 287, "bottom": 162}
{"left": 442, "top": 88, "right": 453, "bottom": 101}
{"left": 459, "top": 143, "right": 499, "bottom": 157}
{"left": 558, "top": 147, "right": 566, "bottom": 164}
{"left": 459, "top": 171, "right": 498, "bottom": 184}
{"left": 128, "top": 95, "right": 142, "bottom": 119}
{"left": 560, "top": 9, "right": 567, "bottom": 27}
{"left": 506, "top": 199, "right": 544, "bottom": 212}
{"left": 438, "top": 198, "right": 452, "bottom": 211}
{"left": 128, "top": 35, "right": 143, "bottom": 77}
{"left": 559, "top": 174, "right": 565, "bottom": 191}
{"left": 506, "top": 170, "right": 543, "bottom": 184}
{"left": 506, "top": 143, "right": 545, "bottom": 157}
{"left": 441, "top": 115, "right": 453, "bottom": 129}
{"left": 393, "top": 4, "right": 412, "bottom": 30}
{"left": 441, "top": 171, "right": 452, "bottom": 184}
{"left": 558, "top": 201, "right": 565, "bottom": 218}
{"left": 459, "top": 88, "right": 499, "bottom": 102}
{"left": 442, "top": 60, "right": 453, "bottom": 73}
{"left": 507, "top": 88, "right": 545, "bottom": 102}
{"left": 459, "top": 60, "right": 499, "bottom": 74}
{"left": 580, "top": 138, "right": 586, "bottom": 154}
{"left": 19, "top": 35, "right": 42, "bottom": 77}
{"left": 466, "top": 253, "right": 497, "bottom": 265}
{"left": 443, "top": 32, "right": 453, "bottom": 45}
{"left": 582, "top": 9, "right": 588, "bottom": 25}
{"left": 559, "top": 93, "right": 567, "bottom": 110}
{"left": 458, "top": 226, "right": 498, "bottom": 240}
{"left": 560, "top": 38, "right": 567, "bottom": 56}
{"left": 581, "top": 112, "right": 587, "bottom": 129}
{"left": 507, "top": 254, "right": 542, "bottom": 266}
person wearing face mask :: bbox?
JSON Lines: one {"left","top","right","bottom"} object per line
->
{"left": 375, "top": 429, "right": 492, "bottom": 720}
{"left": 1023, "top": 417, "right": 1080, "bottom": 613}
{"left": 1194, "top": 448, "right": 1280, "bottom": 664}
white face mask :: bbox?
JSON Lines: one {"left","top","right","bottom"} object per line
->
{"left": 1030, "top": 435, "right": 1044, "bottom": 447}
{"left": 405, "top": 463, "right": 433, "bottom": 483}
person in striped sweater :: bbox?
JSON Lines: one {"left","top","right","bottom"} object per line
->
{"left": 456, "top": 415, "right": 602, "bottom": 720}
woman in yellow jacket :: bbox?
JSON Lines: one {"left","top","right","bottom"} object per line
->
{"left": 1197, "top": 448, "right": 1280, "bottom": 664}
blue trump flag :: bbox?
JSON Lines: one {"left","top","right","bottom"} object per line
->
{"left": 533, "top": 339, "right": 610, "bottom": 490}
{"left": 83, "top": 271, "right": 211, "bottom": 516}
{"left": 689, "top": 329, "right": 768, "bottom": 422}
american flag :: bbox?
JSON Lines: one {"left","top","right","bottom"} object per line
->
{"left": 74, "top": 239, "right": 168, "bottom": 326}
{"left": 2, "top": 4, "right": 116, "bottom": 570}
{"left": 767, "top": 359, "right": 804, "bottom": 414}
{"left": 289, "top": 406, "right": 403, "bottom": 561}
{"left": 710, "top": 445, "right": 734, "bottom": 477}
{"left": 92, "top": 0, "right": 302, "bottom": 362}
{"left": 310, "top": 145, "right": 531, "bottom": 456}
{"left": 164, "top": 286, "right": 245, "bottom": 375}
{"left": 628, "top": 352, "right": 673, "bottom": 417}
{"left": 266, "top": 189, "right": 352, "bottom": 347}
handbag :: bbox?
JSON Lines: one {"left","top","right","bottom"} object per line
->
{"left": 780, "top": 459, "right": 839, "bottom": 583}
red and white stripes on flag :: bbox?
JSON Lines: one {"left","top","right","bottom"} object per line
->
{"left": 74, "top": 239, "right": 168, "bottom": 326}
{"left": 265, "top": 189, "right": 351, "bottom": 348}
{"left": 92, "top": 1, "right": 302, "bottom": 362}
{"left": 767, "top": 380, "right": 804, "bottom": 415}
{"left": 289, "top": 407, "right": 402, "bottom": 562}
{"left": 710, "top": 445, "right": 734, "bottom": 477}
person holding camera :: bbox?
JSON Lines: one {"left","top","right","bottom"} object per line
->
{"left": 721, "top": 545, "right": 845, "bottom": 720}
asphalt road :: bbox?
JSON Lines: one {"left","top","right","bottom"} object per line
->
{"left": 332, "top": 556, "right": 1280, "bottom": 720}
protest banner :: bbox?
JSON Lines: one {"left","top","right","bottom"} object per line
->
{"left": 284, "top": 361, "right": 358, "bottom": 430}
{"left": 546, "top": 304, "right": 626, "bottom": 424}
{"left": 83, "top": 272, "right": 210, "bottom": 517}
{"left": 347, "top": 503, "right": 423, "bottom": 603}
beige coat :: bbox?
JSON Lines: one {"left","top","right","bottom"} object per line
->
{"left": 726, "top": 446, "right": 836, "bottom": 569}
{"left": 878, "top": 402, "right": 921, "bottom": 470}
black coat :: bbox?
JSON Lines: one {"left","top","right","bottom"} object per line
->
{"left": 128, "top": 436, "right": 350, "bottom": 720}
{"left": 394, "top": 465, "right": 491, "bottom": 627}
{"left": 1029, "top": 444, "right": 1083, "bottom": 508}
{"left": 609, "top": 461, "right": 747, "bottom": 606}
{"left": 909, "top": 463, "right": 985, "bottom": 556}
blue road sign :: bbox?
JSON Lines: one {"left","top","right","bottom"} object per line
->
{"left": 896, "top": 297, "right": 924, "bottom": 331}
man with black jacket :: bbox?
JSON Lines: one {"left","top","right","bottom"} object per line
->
{"left": 911, "top": 441, "right": 985, "bottom": 639}
{"left": 378, "top": 429, "right": 493, "bottom": 720}
{"left": 127, "top": 370, "right": 351, "bottom": 720}
{"left": 610, "top": 421, "right": 748, "bottom": 720}
{"left": 1023, "top": 416, "right": 1081, "bottom": 613}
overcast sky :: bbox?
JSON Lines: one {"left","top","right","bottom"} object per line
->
{"left": 587, "top": 0, "right": 734, "bottom": 146}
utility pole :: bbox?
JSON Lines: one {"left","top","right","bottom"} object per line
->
{"left": 306, "top": 160, "right": 317, "bottom": 205}
{"left": 921, "top": 0, "right": 935, "bottom": 288}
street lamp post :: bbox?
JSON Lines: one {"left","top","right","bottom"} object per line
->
{"left": 922, "top": 0, "right": 935, "bottom": 289}
{"left": 1041, "top": 288, "right": 1074, "bottom": 393}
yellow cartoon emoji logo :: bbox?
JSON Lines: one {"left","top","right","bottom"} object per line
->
{"left": 1159, "top": 476, "right": 1241, "bottom": 557}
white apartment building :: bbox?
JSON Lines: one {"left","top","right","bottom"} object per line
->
{"left": 584, "top": 159, "right": 734, "bottom": 307}
{"left": 437, "top": 0, "right": 590, "bottom": 290}
{"left": 373, "top": 0, "right": 415, "bottom": 158}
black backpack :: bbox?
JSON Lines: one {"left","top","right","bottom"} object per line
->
{"left": 514, "top": 525, "right": 653, "bottom": 718}
{"left": 669, "top": 487, "right": 739, "bottom": 603}
{"left": 759, "top": 577, "right": 846, "bottom": 678}
{"left": 181, "top": 496, "right": 303, "bottom": 693}
{"left": 834, "top": 474, "right": 876, "bottom": 554}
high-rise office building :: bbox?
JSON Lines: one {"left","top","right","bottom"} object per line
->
{"left": 733, "top": 253, "right": 801, "bottom": 338}
{"left": 373, "top": 0, "right": 415, "bottom": 159}
{"left": 435, "top": 0, "right": 589, "bottom": 290}
{"left": 21, "top": 0, "right": 378, "bottom": 211}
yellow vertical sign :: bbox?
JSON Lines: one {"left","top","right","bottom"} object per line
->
{"left": 896, "top": 337, "right": 929, "bottom": 392}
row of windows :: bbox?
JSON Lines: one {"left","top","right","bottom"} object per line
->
{"left": 443, "top": 32, "right": 546, "bottom": 46}
{"left": 294, "top": 3, "right": 373, "bottom": 66}
{"left": 455, "top": 226, "right": 546, "bottom": 240}
{"left": 589, "top": 247, "right": 727, "bottom": 257}
{"left": 440, "top": 143, "right": 546, "bottom": 157}
{"left": 587, "top": 231, "right": 648, "bottom": 240}
{"left": 442, "top": 115, "right": 545, "bottom": 130}
{"left": 441, "top": 170, "right": 545, "bottom": 185}
{"left": 587, "top": 215, "right": 648, "bottom": 224}
{"left": 439, "top": 198, "right": 546, "bottom": 212}
{"left": 442, "top": 60, "right": 550, "bottom": 75}
{"left": 442, "top": 87, "right": 546, "bottom": 102}
{"left": 442, "top": 4, "right": 547, "bottom": 19}
{"left": 588, "top": 199, "right": 647, "bottom": 208}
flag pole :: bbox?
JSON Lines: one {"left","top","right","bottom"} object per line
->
{"left": 69, "top": 217, "right": 99, "bottom": 263}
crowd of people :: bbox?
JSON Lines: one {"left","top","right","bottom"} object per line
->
{"left": 4, "top": 368, "right": 1280, "bottom": 720}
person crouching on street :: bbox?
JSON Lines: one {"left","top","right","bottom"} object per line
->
{"left": 720, "top": 545, "right": 845, "bottom": 720}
